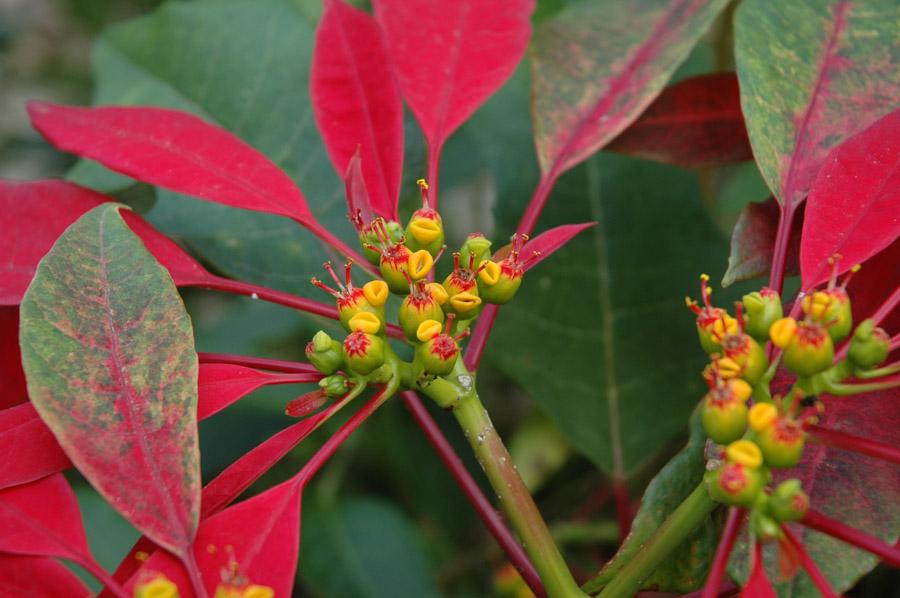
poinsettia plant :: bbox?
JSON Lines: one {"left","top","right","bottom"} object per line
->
{"left": 1, "top": 0, "right": 898, "bottom": 597}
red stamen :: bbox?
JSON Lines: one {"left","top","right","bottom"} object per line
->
{"left": 686, "top": 298, "right": 704, "bottom": 316}
{"left": 468, "top": 251, "right": 476, "bottom": 271}
{"left": 455, "top": 328, "right": 471, "bottom": 341}
{"left": 474, "top": 259, "right": 490, "bottom": 276}
{"left": 344, "top": 260, "right": 354, "bottom": 286}
{"left": 781, "top": 525, "right": 839, "bottom": 598}
{"left": 418, "top": 178, "right": 430, "bottom": 208}
{"left": 433, "top": 245, "right": 447, "bottom": 264}
{"left": 701, "top": 507, "right": 745, "bottom": 598}
{"left": 826, "top": 254, "right": 842, "bottom": 290}
{"left": 444, "top": 313, "right": 455, "bottom": 336}
{"left": 802, "top": 509, "right": 900, "bottom": 567}
{"left": 734, "top": 302, "right": 745, "bottom": 333}
{"left": 520, "top": 250, "right": 541, "bottom": 270}
{"left": 805, "top": 424, "right": 900, "bottom": 465}
{"left": 700, "top": 275, "right": 712, "bottom": 308}
{"left": 310, "top": 277, "right": 339, "bottom": 297}
{"left": 453, "top": 252, "right": 460, "bottom": 272}
{"left": 323, "top": 262, "right": 345, "bottom": 291}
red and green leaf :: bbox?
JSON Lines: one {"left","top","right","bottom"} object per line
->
{"left": 722, "top": 198, "right": 802, "bottom": 286}
{"left": 530, "top": 0, "right": 729, "bottom": 180}
{"left": 27, "top": 103, "right": 364, "bottom": 264}
{"left": 0, "top": 180, "right": 105, "bottom": 305}
{"left": 734, "top": 0, "right": 900, "bottom": 208}
{"left": 373, "top": 0, "right": 533, "bottom": 191}
{"left": 800, "top": 107, "right": 900, "bottom": 286}
{"left": 311, "top": 0, "right": 403, "bottom": 220}
{"left": 607, "top": 73, "right": 753, "bottom": 169}
{"left": 18, "top": 203, "right": 201, "bottom": 555}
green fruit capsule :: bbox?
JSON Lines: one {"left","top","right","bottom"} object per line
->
{"left": 415, "top": 319, "right": 460, "bottom": 376}
{"left": 460, "top": 232, "right": 493, "bottom": 264}
{"left": 802, "top": 289, "right": 852, "bottom": 343}
{"left": 399, "top": 281, "right": 446, "bottom": 341}
{"left": 720, "top": 332, "right": 768, "bottom": 385}
{"left": 742, "top": 288, "right": 783, "bottom": 343}
{"left": 686, "top": 275, "right": 737, "bottom": 354}
{"left": 848, "top": 318, "right": 890, "bottom": 370}
{"left": 343, "top": 331, "right": 385, "bottom": 375}
{"left": 405, "top": 210, "right": 444, "bottom": 256}
{"left": 478, "top": 260, "right": 523, "bottom": 304}
{"left": 782, "top": 320, "right": 835, "bottom": 377}
{"left": 706, "top": 462, "right": 765, "bottom": 507}
{"left": 768, "top": 479, "right": 809, "bottom": 522}
{"left": 305, "top": 331, "right": 344, "bottom": 375}
{"left": 378, "top": 243, "right": 414, "bottom": 294}
{"left": 319, "top": 374, "right": 350, "bottom": 398}
{"left": 702, "top": 378, "right": 752, "bottom": 444}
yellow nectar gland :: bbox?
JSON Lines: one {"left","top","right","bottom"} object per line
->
{"left": 348, "top": 311, "right": 382, "bottom": 334}
{"left": 427, "top": 282, "right": 449, "bottom": 305}
{"left": 726, "top": 439, "right": 763, "bottom": 469}
{"left": 716, "top": 356, "right": 742, "bottom": 379}
{"left": 136, "top": 576, "right": 179, "bottom": 598}
{"left": 362, "top": 280, "right": 389, "bottom": 307}
{"left": 728, "top": 378, "right": 753, "bottom": 402}
{"left": 711, "top": 316, "right": 738, "bottom": 343}
{"left": 241, "top": 586, "right": 274, "bottom": 598}
{"left": 769, "top": 317, "right": 798, "bottom": 348}
{"left": 409, "top": 217, "right": 442, "bottom": 245}
{"left": 801, "top": 291, "right": 833, "bottom": 320}
{"left": 748, "top": 402, "right": 778, "bottom": 432}
{"left": 417, "top": 319, "right": 443, "bottom": 342}
{"left": 449, "top": 291, "right": 482, "bottom": 313}
{"left": 478, "top": 260, "right": 502, "bottom": 286}
{"left": 407, "top": 250, "right": 434, "bottom": 280}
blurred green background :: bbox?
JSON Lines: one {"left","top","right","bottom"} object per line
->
{"left": 1, "top": 1, "right": 895, "bottom": 596}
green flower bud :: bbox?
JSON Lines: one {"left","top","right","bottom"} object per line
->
{"left": 343, "top": 331, "right": 385, "bottom": 375}
{"left": 311, "top": 262, "right": 384, "bottom": 333}
{"left": 306, "top": 331, "right": 343, "bottom": 375}
{"left": 460, "top": 232, "right": 493, "bottom": 264}
{"left": 702, "top": 378, "right": 752, "bottom": 444}
{"left": 442, "top": 253, "right": 483, "bottom": 319}
{"left": 720, "top": 332, "right": 768, "bottom": 385}
{"left": 415, "top": 319, "right": 461, "bottom": 376}
{"left": 748, "top": 403, "right": 805, "bottom": 468}
{"left": 781, "top": 320, "right": 834, "bottom": 377}
{"left": 686, "top": 275, "right": 737, "bottom": 354}
{"left": 319, "top": 374, "right": 351, "bottom": 398}
{"left": 405, "top": 210, "right": 444, "bottom": 256}
{"left": 355, "top": 218, "right": 403, "bottom": 265}
{"left": 378, "top": 243, "right": 414, "bottom": 294}
{"left": 399, "top": 281, "right": 445, "bottom": 341}
{"left": 751, "top": 510, "right": 782, "bottom": 541}
{"left": 769, "top": 479, "right": 809, "bottom": 522}
{"left": 477, "top": 259, "right": 523, "bottom": 305}
{"left": 802, "top": 289, "right": 852, "bottom": 343}
{"left": 848, "top": 319, "right": 890, "bottom": 370}
{"left": 706, "top": 462, "right": 765, "bottom": 507}
{"left": 742, "top": 288, "right": 783, "bottom": 342}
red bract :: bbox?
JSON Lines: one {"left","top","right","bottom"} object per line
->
{"left": 607, "top": 73, "right": 753, "bottom": 169}
{"left": 800, "top": 107, "right": 900, "bottom": 286}
{"left": 373, "top": 0, "right": 534, "bottom": 197}
{"left": 311, "top": 0, "right": 404, "bottom": 220}
{"left": 197, "top": 363, "right": 320, "bottom": 420}
{"left": 26, "top": 102, "right": 369, "bottom": 269}
{"left": 741, "top": 542, "right": 777, "bottom": 598}
{"left": 0, "top": 307, "right": 27, "bottom": 409}
{"left": 0, "top": 554, "right": 92, "bottom": 597}
{"left": 0, "top": 403, "right": 70, "bottom": 490}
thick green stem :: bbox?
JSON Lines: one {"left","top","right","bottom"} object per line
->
{"left": 420, "top": 365, "right": 585, "bottom": 598}
{"left": 595, "top": 483, "right": 716, "bottom": 598}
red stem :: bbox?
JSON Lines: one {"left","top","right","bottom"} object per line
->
{"left": 78, "top": 557, "right": 129, "bottom": 598}
{"left": 781, "top": 525, "right": 839, "bottom": 598}
{"left": 464, "top": 304, "right": 499, "bottom": 370}
{"left": 180, "top": 549, "right": 209, "bottom": 598}
{"left": 891, "top": 333, "right": 900, "bottom": 353}
{"left": 400, "top": 390, "right": 545, "bottom": 597}
{"left": 196, "top": 276, "right": 404, "bottom": 339}
{"left": 870, "top": 284, "right": 900, "bottom": 328}
{"left": 197, "top": 352, "right": 318, "bottom": 374}
{"left": 767, "top": 202, "right": 798, "bottom": 295}
{"left": 518, "top": 169, "right": 561, "bottom": 236}
{"left": 701, "top": 507, "right": 745, "bottom": 598}
{"left": 426, "top": 141, "right": 442, "bottom": 212}
{"left": 801, "top": 509, "right": 900, "bottom": 567}
{"left": 806, "top": 424, "right": 900, "bottom": 465}
{"left": 613, "top": 477, "right": 632, "bottom": 541}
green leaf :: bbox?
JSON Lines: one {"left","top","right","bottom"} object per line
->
{"left": 299, "top": 497, "right": 441, "bottom": 598}
{"left": 491, "top": 152, "right": 732, "bottom": 477}
{"left": 19, "top": 204, "right": 200, "bottom": 555}
{"left": 582, "top": 407, "right": 721, "bottom": 594}
{"left": 73, "top": 0, "right": 351, "bottom": 293}
{"left": 735, "top": 0, "right": 900, "bottom": 207}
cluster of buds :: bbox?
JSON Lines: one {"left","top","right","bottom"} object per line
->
{"left": 306, "top": 179, "right": 536, "bottom": 385}
{"left": 688, "top": 259, "right": 892, "bottom": 543}
{"left": 133, "top": 572, "right": 273, "bottom": 598}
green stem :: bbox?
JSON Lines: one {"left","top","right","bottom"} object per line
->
{"left": 595, "top": 483, "right": 716, "bottom": 598}
{"left": 854, "top": 361, "right": 900, "bottom": 379}
{"left": 824, "top": 376, "right": 900, "bottom": 395}
{"left": 420, "top": 365, "right": 585, "bottom": 598}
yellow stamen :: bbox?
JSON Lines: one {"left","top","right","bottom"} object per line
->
{"left": 416, "top": 178, "right": 429, "bottom": 190}
{"left": 427, "top": 282, "right": 448, "bottom": 305}
{"left": 801, "top": 291, "right": 831, "bottom": 320}
{"left": 416, "top": 319, "right": 443, "bottom": 342}
{"left": 449, "top": 291, "right": 482, "bottom": 313}
{"left": 726, "top": 439, "right": 763, "bottom": 469}
{"left": 407, "top": 249, "right": 434, "bottom": 280}
{"left": 717, "top": 357, "right": 742, "bottom": 379}
{"left": 748, "top": 402, "right": 778, "bottom": 432}
{"left": 769, "top": 317, "right": 797, "bottom": 348}
{"left": 409, "top": 217, "right": 442, "bottom": 245}
{"left": 136, "top": 577, "right": 179, "bottom": 598}
{"left": 242, "top": 585, "right": 274, "bottom": 598}
{"left": 348, "top": 311, "right": 381, "bottom": 334}
{"left": 478, "top": 260, "right": 502, "bottom": 286}
{"left": 728, "top": 378, "right": 753, "bottom": 402}
{"left": 362, "top": 280, "right": 389, "bottom": 307}
{"left": 700, "top": 273, "right": 710, "bottom": 282}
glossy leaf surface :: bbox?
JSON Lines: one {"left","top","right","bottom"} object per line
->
{"left": 800, "top": 108, "right": 900, "bottom": 286}
{"left": 492, "top": 153, "right": 732, "bottom": 476}
{"left": 607, "top": 73, "right": 752, "bottom": 168}
{"left": 722, "top": 198, "right": 801, "bottom": 286}
{"left": 19, "top": 204, "right": 200, "bottom": 554}
{"left": 374, "top": 0, "right": 533, "bottom": 166}
{"left": 311, "top": 0, "right": 403, "bottom": 220}
{"left": 0, "top": 180, "right": 105, "bottom": 305}
{"left": 735, "top": 0, "right": 900, "bottom": 207}
{"left": 530, "top": 0, "right": 728, "bottom": 178}
{"left": 0, "top": 474, "right": 92, "bottom": 561}
{"left": 0, "top": 555, "right": 92, "bottom": 597}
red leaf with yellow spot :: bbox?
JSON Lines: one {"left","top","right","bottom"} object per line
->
{"left": 312, "top": 0, "right": 403, "bottom": 220}
{"left": 800, "top": 108, "right": 900, "bottom": 286}
{"left": 18, "top": 204, "right": 200, "bottom": 555}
